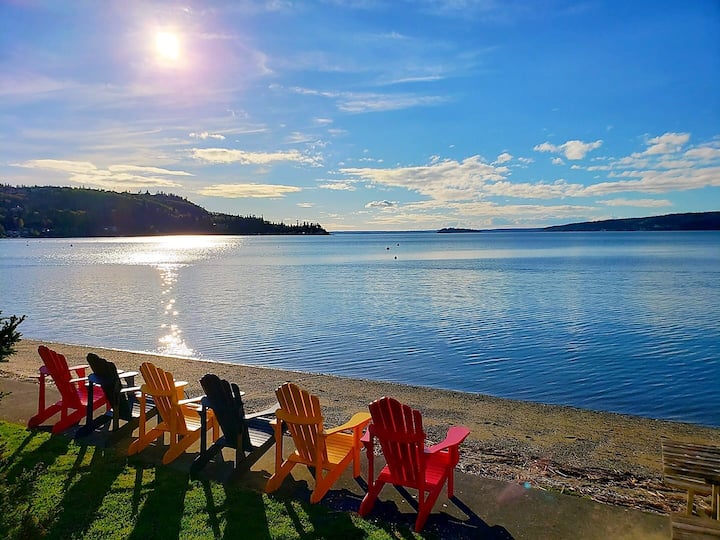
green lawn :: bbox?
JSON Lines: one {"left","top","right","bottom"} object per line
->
{"left": 0, "top": 421, "right": 422, "bottom": 539}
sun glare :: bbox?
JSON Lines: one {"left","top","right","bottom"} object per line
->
{"left": 155, "top": 31, "right": 180, "bottom": 62}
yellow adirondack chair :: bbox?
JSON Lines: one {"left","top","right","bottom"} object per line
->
{"left": 128, "top": 362, "right": 218, "bottom": 464}
{"left": 264, "top": 382, "right": 371, "bottom": 503}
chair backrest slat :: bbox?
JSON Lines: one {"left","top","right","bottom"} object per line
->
{"left": 87, "top": 353, "right": 129, "bottom": 418}
{"left": 276, "top": 383, "right": 325, "bottom": 463}
{"left": 38, "top": 345, "right": 84, "bottom": 409}
{"left": 200, "top": 374, "right": 246, "bottom": 448}
{"left": 369, "top": 397, "right": 425, "bottom": 486}
{"left": 140, "top": 362, "right": 187, "bottom": 432}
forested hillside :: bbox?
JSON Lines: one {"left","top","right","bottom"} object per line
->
{"left": 543, "top": 211, "right": 720, "bottom": 231}
{"left": 0, "top": 185, "right": 327, "bottom": 237}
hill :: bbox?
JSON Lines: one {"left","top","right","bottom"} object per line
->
{"left": 543, "top": 211, "right": 720, "bottom": 232}
{"left": 0, "top": 185, "right": 328, "bottom": 237}
{"left": 438, "top": 211, "right": 720, "bottom": 233}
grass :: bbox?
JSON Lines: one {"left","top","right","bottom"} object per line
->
{"left": 0, "top": 421, "right": 423, "bottom": 539}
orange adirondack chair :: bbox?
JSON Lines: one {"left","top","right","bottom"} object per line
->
{"left": 128, "top": 362, "right": 218, "bottom": 465}
{"left": 264, "top": 382, "right": 371, "bottom": 503}
{"left": 359, "top": 396, "right": 471, "bottom": 532}
{"left": 28, "top": 345, "right": 110, "bottom": 434}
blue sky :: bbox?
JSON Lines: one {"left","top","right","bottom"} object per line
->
{"left": 1, "top": 0, "right": 718, "bottom": 231}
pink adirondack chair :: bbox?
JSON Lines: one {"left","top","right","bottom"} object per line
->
{"left": 27, "top": 345, "right": 110, "bottom": 434}
{"left": 359, "top": 396, "right": 471, "bottom": 532}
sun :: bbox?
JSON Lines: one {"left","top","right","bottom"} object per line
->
{"left": 155, "top": 31, "right": 180, "bottom": 62}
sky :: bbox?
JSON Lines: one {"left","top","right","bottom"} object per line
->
{"left": 1, "top": 1, "right": 719, "bottom": 231}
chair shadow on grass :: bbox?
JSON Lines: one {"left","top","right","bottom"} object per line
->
{"left": 229, "top": 467, "right": 369, "bottom": 540}
{"left": 219, "top": 481, "right": 274, "bottom": 540}
{"left": 45, "top": 443, "right": 127, "bottom": 538}
{"left": 127, "top": 461, "right": 191, "bottom": 540}
{"left": 3, "top": 429, "right": 71, "bottom": 483}
{"left": 0, "top": 428, "right": 41, "bottom": 469}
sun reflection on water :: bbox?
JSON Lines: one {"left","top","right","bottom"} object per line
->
{"left": 96, "top": 236, "right": 233, "bottom": 358}
{"left": 155, "top": 262, "right": 195, "bottom": 357}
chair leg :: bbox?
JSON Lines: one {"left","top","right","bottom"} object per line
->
{"left": 191, "top": 441, "right": 224, "bottom": 474}
{"left": 686, "top": 491, "right": 694, "bottom": 516}
{"left": 265, "top": 460, "right": 296, "bottom": 493}
{"left": 311, "top": 466, "right": 344, "bottom": 503}
{"left": 415, "top": 504, "right": 432, "bottom": 533}
{"left": 359, "top": 479, "right": 386, "bottom": 517}
{"left": 415, "top": 482, "right": 445, "bottom": 533}
{"left": 52, "top": 408, "right": 85, "bottom": 434}
{"left": 128, "top": 427, "right": 163, "bottom": 455}
{"left": 28, "top": 402, "right": 62, "bottom": 428}
{"left": 162, "top": 433, "right": 200, "bottom": 464}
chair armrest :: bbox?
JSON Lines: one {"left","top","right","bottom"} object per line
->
{"left": 178, "top": 395, "right": 204, "bottom": 406}
{"left": 245, "top": 402, "right": 280, "bottom": 420}
{"left": 325, "top": 412, "right": 372, "bottom": 436}
{"left": 361, "top": 429, "right": 372, "bottom": 445}
{"left": 119, "top": 371, "right": 139, "bottom": 380}
{"left": 70, "top": 375, "right": 90, "bottom": 384}
{"left": 120, "top": 386, "right": 141, "bottom": 394}
{"left": 69, "top": 364, "right": 90, "bottom": 372}
{"left": 426, "top": 426, "right": 471, "bottom": 454}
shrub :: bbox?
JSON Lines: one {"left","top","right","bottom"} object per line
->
{"left": 0, "top": 311, "right": 26, "bottom": 362}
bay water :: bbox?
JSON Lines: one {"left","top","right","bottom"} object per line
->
{"left": 1, "top": 231, "right": 718, "bottom": 427}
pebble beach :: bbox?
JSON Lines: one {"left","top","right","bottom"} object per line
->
{"left": 3, "top": 338, "right": 720, "bottom": 516}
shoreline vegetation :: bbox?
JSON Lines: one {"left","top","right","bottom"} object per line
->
{"left": 438, "top": 210, "right": 720, "bottom": 233}
{"left": 3, "top": 338, "right": 720, "bottom": 516}
{"left": 0, "top": 185, "right": 328, "bottom": 238}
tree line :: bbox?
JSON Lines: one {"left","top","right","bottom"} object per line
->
{"left": 0, "top": 185, "right": 328, "bottom": 237}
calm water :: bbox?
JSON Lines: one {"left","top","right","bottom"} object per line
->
{"left": 1, "top": 232, "right": 719, "bottom": 427}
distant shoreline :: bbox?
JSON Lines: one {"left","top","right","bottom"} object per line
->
{"left": 438, "top": 211, "right": 720, "bottom": 233}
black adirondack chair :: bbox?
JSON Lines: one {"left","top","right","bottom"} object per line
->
{"left": 191, "top": 373, "right": 278, "bottom": 474}
{"left": 76, "top": 353, "right": 155, "bottom": 443}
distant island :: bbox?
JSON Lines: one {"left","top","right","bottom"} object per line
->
{"left": 439, "top": 211, "right": 720, "bottom": 233}
{"left": 0, "top": 185, "right": 328, "bottom": 238}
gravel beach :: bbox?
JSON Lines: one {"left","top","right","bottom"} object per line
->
{"left": 3, "top": 338, "right": 719, "bottom": 516}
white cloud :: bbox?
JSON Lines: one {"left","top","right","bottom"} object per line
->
{"left": 534, "top": 139, "right": 603, "bottom": 160}
{"left": 683, "top": 144, "right": 720, "bottom": 161}
{"left": 642, "top": 132, "right": 690, "bottom": 155}
{"left": 319, "top": 181, "right": 356, "bottom": 191}
{"left": 285, "top": 85, "right": 449, "bottom": 113}
{"left": 189, "top": 131, "right": 226, "bottom": 140}
{"left": 600, "top": 198, "right": 672, "bottom": 207}
{"left": 337, "top": 136, "right": 720, "bottom": 206}
{"left": 365, "top": 200, "right": 397, "bottom": 208}
{"left": 13, "top": 159, "right": 186, "bottom": 190}
{"left": 495, "top": 152, "right": 512, "bottom": 164}
{"left": 108, "top": 165, "right": 193, "bottom": 176}
{"left": 551, "top": 157, "right": 564, "bottom": 165}
{"left": 338, "top": 93, "right": 448, "bottom": 113}
{"left": 197, "top": 183, "right": 302, "bottom": 198}
{"left": 341, "top": 155, "right": 509, "bottom": 202}
{"left": 16, "top": 159, "right": 98, "bottom": 174}
{"left": 191, "top": 148, "right": 320, "bottom": 165}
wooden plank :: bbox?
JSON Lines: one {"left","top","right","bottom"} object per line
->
{"left": 671, "top": 513, "right": 720, "bottom": 539}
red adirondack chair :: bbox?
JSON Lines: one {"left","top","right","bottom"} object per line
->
{"left": 27, "top": 345, "right": 110, "bottom": 434}
{"left": 359, "top": 396, "right": 471, "bottom": 532}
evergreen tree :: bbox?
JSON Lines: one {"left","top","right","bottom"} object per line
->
{"left": 0, "top": 311, "right": 26, "bottom": 362}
